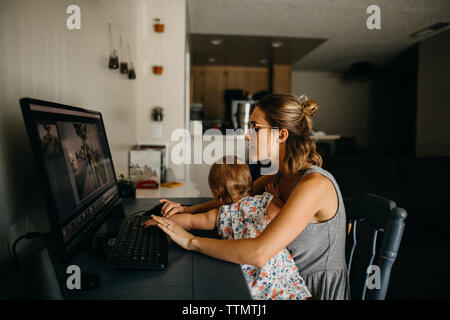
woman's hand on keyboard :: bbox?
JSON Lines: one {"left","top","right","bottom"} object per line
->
{"left": 151, "top": 215, "right": 197, "bottom": 251}
{"left": 159, "top": 199, "right": 186, "bottom": 218}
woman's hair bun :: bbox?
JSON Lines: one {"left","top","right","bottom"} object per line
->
{"left": 303, "top": 99, "right": 319, "bottom": 117}
{"left": 297, "top": 94, "right": 318, "bottom": 117}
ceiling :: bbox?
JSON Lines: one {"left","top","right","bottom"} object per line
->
{"left": 189, "top": 34, "right": 325, "bottom": 66}
{"left": 187, "top": 0, "right": 450, "bottom": 71}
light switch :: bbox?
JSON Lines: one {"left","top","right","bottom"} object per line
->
{"left": 152, "top": 122, "right": 163, "bottom": 139}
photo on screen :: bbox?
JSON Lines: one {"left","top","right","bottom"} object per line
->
{"left": 37, "top": 124, "right": 63, "bottom": 157}
{"left": 58, "top": 122, "right": 111, "bottom": 200}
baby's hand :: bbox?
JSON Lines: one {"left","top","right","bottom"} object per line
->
{"left": 141, "top": 218, "right": 158, "bottom": 228}
{"left": 265, "top": 183, "right": 280, "bottom": 198}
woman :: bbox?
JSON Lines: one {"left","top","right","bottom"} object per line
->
{"left": 151, "top": 94, "right": 350, "bottom": 300}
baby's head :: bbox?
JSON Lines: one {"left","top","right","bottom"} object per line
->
{"left": 208, "top": 156, "right": 253, "bottom": 204}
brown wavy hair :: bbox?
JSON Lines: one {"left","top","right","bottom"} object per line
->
{"left": 256, "top": 93, "right": 322, "bottom": 175}
{"left": 208, "top": 156, "right": 253, "bottom": 204}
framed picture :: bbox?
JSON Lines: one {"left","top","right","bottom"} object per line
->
{"left": 129, "top": 144, "right": 167, "bottom": 185}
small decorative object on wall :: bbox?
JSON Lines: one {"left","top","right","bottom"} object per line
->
{"left": 108, "top": 22, "right": 119, "bottom": 69}
{"left": 152, "top": 65, "right": 163, "bottom": 75}
{"left": 127, "top": 44, "right": 136, "bottom": 79}
{"left": 109, "top": 50, "right": 119, "bottom": 69}
{"left": 128, "top": 63, "right": 136, "bottom": 79}
{"left": 154, "top": 18, "right": 165, "bottom": 33}
{"left": 151, "top": 106, "right": 164, "bottom": 121}
{"left": 119, "top": 35, "right": 128, "bottom": 74}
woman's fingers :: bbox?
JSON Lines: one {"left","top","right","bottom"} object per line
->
{"left": 152, "top": 215, "right": 183, "bottom": 232}
{"left": 152, "top": 215, "right": 172, "bottom": 225}
{"left": 157, "top": 221, "right": 176, "bottom": 237}
{"left": 152, "top": 215, "right": 195, "bottom": 251}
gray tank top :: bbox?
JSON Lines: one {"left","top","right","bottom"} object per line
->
{"left": 274, "top": 165, "right": 350, "bottom": 300}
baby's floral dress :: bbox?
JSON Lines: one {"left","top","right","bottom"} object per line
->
{"left": 216, "top": 192, "right": 311, "bottom": 300}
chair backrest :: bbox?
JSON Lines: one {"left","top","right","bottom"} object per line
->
{"left": 345, "top": 193, "right": 407, "bottom": 300}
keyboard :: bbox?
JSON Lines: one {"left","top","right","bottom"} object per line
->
{"left": 107, "top": 214, "right": 168, "bottom": 269}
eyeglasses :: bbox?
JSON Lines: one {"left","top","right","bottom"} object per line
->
{"left": 248, "top": 121, "right": 279, "bottom": 132}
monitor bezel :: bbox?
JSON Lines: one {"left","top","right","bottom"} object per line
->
{"left": 20, "top": 97, "right": 123, "bottom": 258}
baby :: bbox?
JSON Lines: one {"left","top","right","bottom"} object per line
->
{"left": 143, "top": 156, "right": 311, "bottom": 300}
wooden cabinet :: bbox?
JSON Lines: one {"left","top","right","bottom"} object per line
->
{"left": 272, "top": 65, "right": 292, "bottom": 94}
{"left": 192, "top": 65, "right": 291, "bottom": 119}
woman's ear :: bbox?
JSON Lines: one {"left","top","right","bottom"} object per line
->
{"left": 278, "top": 128, "right": 289, "bottom": 143}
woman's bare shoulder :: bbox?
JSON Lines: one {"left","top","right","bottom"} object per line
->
{"left": 299, "top": 171, "right": 330, "bottom": 185}
{"left": 288, "top": 172, "right": 336, "bottom": 207}
{"left": 294, "top": 172, "right": 338, "bottom": 222}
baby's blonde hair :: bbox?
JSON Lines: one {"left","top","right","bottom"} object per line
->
{"left": 208, "top": 156, "right": 253, "bottom": 204}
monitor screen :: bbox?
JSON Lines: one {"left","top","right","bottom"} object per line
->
{"left": 20, "top": 98, "right": 122, "bottom": 255}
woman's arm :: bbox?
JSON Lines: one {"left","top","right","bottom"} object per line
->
{"left": 153, "top": 173, "right": 335, "bottom": 268}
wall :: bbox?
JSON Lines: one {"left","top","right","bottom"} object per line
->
{"left": 0, "top": 0, "right": 188, "bottom": 271}
{"left": 416, "top": 29, "right": 450, "bottom": 157}
{"left": 0, "top": 0, "right": 138, "bottom": 271}
{"left": 367, "top": 44, "right": 418, "bottom": 155}
{"left": 135, "top": 0, "right": 186, "bottom": 180}
{"left": 291, "top": 71, "right": 371, "bottom": 150}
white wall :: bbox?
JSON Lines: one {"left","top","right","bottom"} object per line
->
{"left": 291, "top": 71, "right": 371, "bottom": 150}
{"left": 0, "top": 0, "right": 138, "bottom": 271}
{"left": 135, "top": 0, "right": 186, "bottom": 180}
{"left": 0, "top": 0, "right": 188, "bottom": 270}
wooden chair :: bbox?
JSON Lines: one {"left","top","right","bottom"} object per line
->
{"left": 345, "top": 193, "right": 407, "bottom": 300}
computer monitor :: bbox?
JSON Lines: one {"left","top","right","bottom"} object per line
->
{"left": 20, "top": 98, "right": 124, "bottom": 259}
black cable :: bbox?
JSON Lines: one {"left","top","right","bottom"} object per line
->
{"left": 12, "top": 232, "right": 49, "bottom": 266}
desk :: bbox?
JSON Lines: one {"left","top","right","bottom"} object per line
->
{"left": 53, "top": 198, "right": 251, "bottom": 300}
{"left": 136, "top": 181, "right": 200, "bottom": 199}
